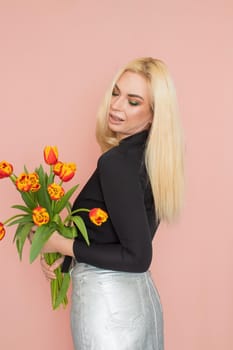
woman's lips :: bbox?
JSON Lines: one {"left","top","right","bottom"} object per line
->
{"left": 109, "top": 113, "right": 124, "bottom": 124}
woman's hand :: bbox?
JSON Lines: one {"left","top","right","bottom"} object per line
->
{"left": 28, "top": 227, "right": 74, "bottom": 280}
{"left": 40, "top": 255, "right": 64, "bottom": 280}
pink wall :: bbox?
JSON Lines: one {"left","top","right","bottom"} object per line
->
{"left": 0, "top": 1, "right": 232, "bottom": 349}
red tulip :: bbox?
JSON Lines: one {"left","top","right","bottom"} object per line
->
{"left": 32, "top": 206, "right": 50, "bottom": 226}
{"left": 28, "top": 173, "right": 41, "bottom": 192}
{"left": 89, "top": 208, "right": 108, "bottom": 226}
{"left": 53, "top": 161, "right": 63, "bottom": 176}
{"left": 44, "top": 146, "right": 58, "bottom": 165}
{"left": 0, "top": 161, "right": 13, "bottom": 179}
{"left": 59, "top": 163, "right": 76, "bottom": 182}
{"left": 48, "top": 183, "right": 65, "bottom": 200}
{"left": 15, "top": 173, "right": 32, "bottom": 192}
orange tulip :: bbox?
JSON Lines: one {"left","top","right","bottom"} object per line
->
{"left": 0, "top": 161, "right": 13, "bottom": 179}
{"left": 0, "top": 222, "right": 6, "bottom": 240}
{"left": 44, "top": 146, "right": 58, "bottom": 165}
{"left": 28, "top": 173, "right": 41, "bottom": 192}
{"left": 48, "top": 183, "right": 65, "bottom": 200}
{"left": 53, "top": 161, "right": 63, "bottom": 176}
{"left": 32, "top": 206, "right": 50, "bottom": 226}
{"left": 89, "top": 208, "right": 108, "bottom": 226}
{"left": 15, "top": 173, "right": 32, "bottom": 192}
{"left": 59, "top": 163, "right": 76, "bottom": 182}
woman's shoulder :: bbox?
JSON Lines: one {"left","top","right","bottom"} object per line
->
{"left": 97, "top": 145, "right": 144, "bottom": 177}
{"left": 97, "top": 146, "right": 125, "bottom": 169}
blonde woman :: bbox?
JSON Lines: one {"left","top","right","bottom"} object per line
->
{"left": 40, "top": 57, "right": 184, "bottom": 350}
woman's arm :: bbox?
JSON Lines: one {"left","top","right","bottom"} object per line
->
{"left": 41, "top": 232, "right": 74, "bottom": 257}
{"left": 72, "top": 152, "right": 156, "bottom": 273}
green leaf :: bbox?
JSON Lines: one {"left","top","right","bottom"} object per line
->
{"left": 35, "top": 167, "right": 53, "bottom": 216}
{"left": 36, "top": 164, "right": 45, "bottom": 177}
{"left": 21, "top": 192, "right": 37, "bottom": 209}
{"left": 54, "top": 272, "right": 71, "bottom": 309}
{"left": 52, "top": 214, "right": 63, "bottom": 226}
{"left": 58, "top": 225, "right": 77, "bottom": 239}
{"left": 14, "top": 222, "right": 34, "bottom": 260}
{"left": 7, "top": 215, "right": 32, "bottom": 226}
{"left": 29, "top": 222, "right": 57, "bottom": 263}
{"left": 64, "top": 202, "right": 72, "bottom": 217}
{"left": 24, "top": 165, "right": 29, "bottom": 174}
{"left": 71, "top": 216, "right": 90, "bottom": 246}
{"left": 48, "top": 169, "right": 55, "bottom": 184}
{"left": 11, "top": 204, "right": 32, "bottom": 214}
{"left": 54, "top": 185, "right": 79, "bottom": 214}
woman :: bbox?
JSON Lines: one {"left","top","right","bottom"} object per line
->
{"left": 40, "top": 57, "right": 184, "bottom": 350}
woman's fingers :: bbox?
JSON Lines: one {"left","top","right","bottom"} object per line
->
{"left": 50, "top": 256, "right": 65, "bottom": 270}
{"left": 40, "top": 255, "right": 65, "bottom": 281}
{"left": 40, "top": 257, "right": 55, "bottom": 280}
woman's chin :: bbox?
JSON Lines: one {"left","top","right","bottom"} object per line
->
{"left": 108, "top": 122, "right": 122, "bottom": 133}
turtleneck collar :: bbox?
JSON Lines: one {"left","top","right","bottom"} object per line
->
{"left": 119, "top": 130, "right": 149, "bottom": 146}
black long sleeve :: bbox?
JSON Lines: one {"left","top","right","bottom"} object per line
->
{"left": 62, "top": 130, "right": 159, "bottom": 273}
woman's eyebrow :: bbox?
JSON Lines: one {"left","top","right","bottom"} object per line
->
{"left": 114, "top": 84, "right": 144, "bottom": 101}
{"left": 128, "top": 94, "right": 144, "bottom": 101}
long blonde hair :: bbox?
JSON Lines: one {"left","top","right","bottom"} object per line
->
{"left": 96, "top": 57, "right": 184, "bottom": 222}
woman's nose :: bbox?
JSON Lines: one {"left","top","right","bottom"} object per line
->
{"left": 111, "top": 96, "right": 123, "bottom": 110}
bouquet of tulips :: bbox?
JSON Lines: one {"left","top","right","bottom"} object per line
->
{"left": 0, "top": 146, "right": 108, "bottom": 309}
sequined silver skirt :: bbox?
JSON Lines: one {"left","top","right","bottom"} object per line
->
{"left": 70, "top": 263, "right": 164, "bottom": 350}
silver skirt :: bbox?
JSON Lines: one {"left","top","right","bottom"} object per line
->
{"left": 70, "top": 263, "right": 164, "bottom": 350}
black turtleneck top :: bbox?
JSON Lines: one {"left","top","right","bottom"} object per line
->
{"left": 62, "top": 130, "right": 159, "bottom": 273}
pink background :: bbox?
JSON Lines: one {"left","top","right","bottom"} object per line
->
{"left": 0, "top": 1, "right": 232, "bottom": 349}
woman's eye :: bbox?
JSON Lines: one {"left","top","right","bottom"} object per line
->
{"left": 112, "top": 90, "right": 119, "bottom": 96}
{"left": 129, "top": 100, "right": 139, "bottom": 106}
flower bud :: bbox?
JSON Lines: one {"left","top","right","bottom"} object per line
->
{"left": 0, "top": 161, "right": 13, "bottom": 179}
{"left": 44, "top": 146, "right": 58, "bottom": 165}
{"left": 32, "top": 206, "right": 50, "bottom": 226}
{"left": 48, "top": 183, "right": 65, "bottom": 200}
{"left": 28, "top": 173, "right": 41, "bottom": 192}
{"left": 15, "top": 173, "right": 32, "bottom": 192}
{"left": 89, "top": 208, "right": 108, "bottom": 226}
{"left": 59, "top": 163, "right": 76, "bottom": 182}
{"left": 53, "top": 161, "right": 63, "bottom": 176}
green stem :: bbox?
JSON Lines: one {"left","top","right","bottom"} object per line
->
{"left": 51, "top": 200, "right": 55, "bottom": 215}
{"left": 44, "top": 252, "right": 68, "bottom": 310}
{"left": 71, "top": 208, "right": 90, "bottom": 213}
{"left": 51, "top": 279, "right": 57, "bottom": 309}
{"left": 63, "top": 208, "right": 90, "bottom": 224}
{"left": 10, "top": 174, "right": 17, "bottom": 183}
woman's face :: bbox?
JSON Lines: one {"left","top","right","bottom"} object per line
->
{"left": 108, "top": 71, "right": 153, "bottom": 139}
